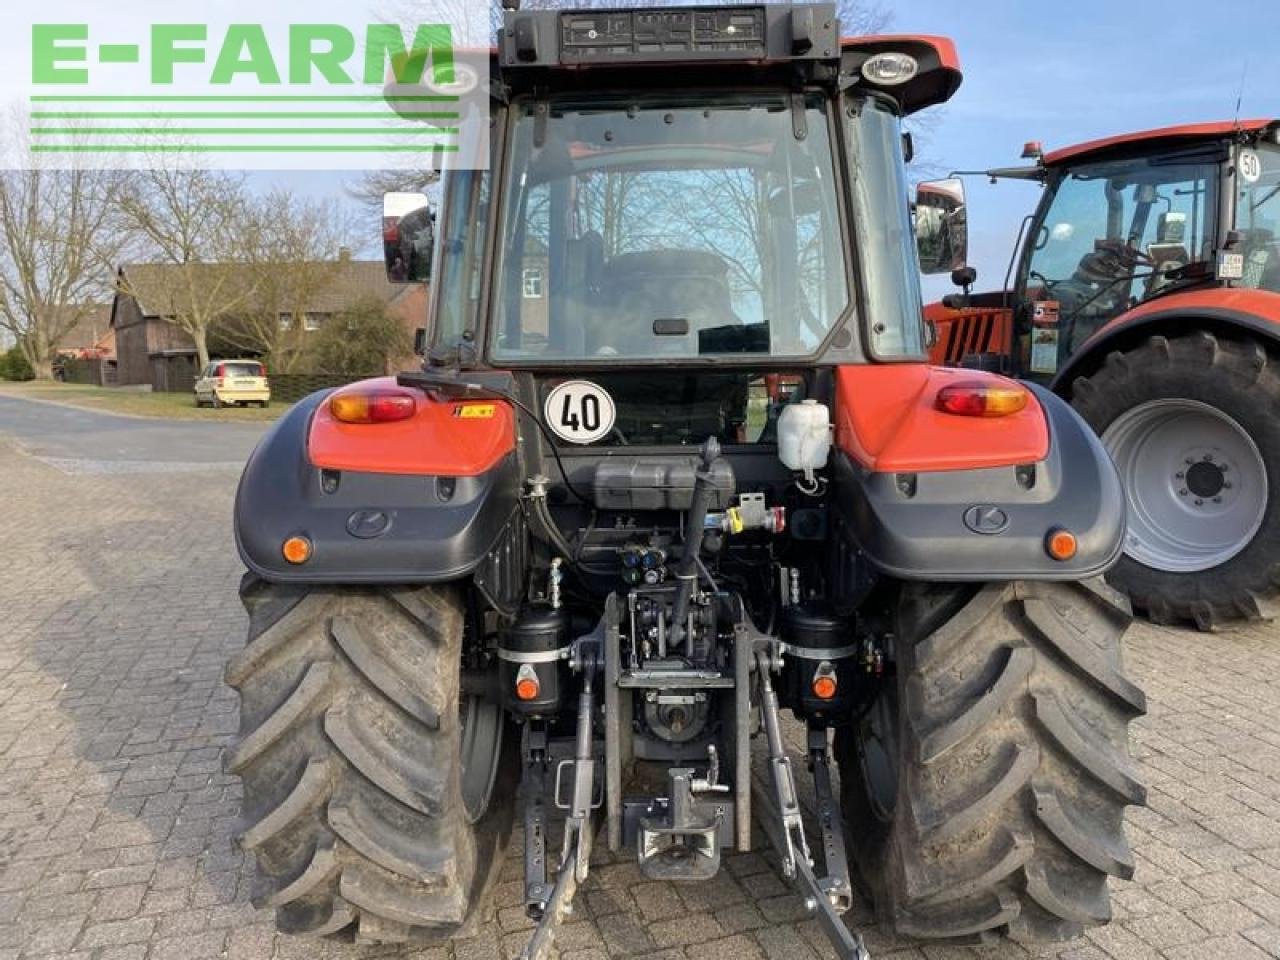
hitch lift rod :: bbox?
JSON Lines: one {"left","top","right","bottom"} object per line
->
{"left": 755, "top": 650, "right": 871, "bottom": 960}
{"left": 521, "top": 654, "right": 598, "bottom": 960}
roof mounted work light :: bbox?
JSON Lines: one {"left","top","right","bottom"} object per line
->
{"left": 860, "top": 51, "right": 918, "bottom": 86}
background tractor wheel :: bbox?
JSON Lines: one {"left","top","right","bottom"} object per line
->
{"left": 837, "top": 580, "right": 1145, "bottom": 944}
{"left": 1071, "top": 332, "right": 1280, "bottom": 630}
{"left": 225, "top": 576, "right": 515, "bottom": 943}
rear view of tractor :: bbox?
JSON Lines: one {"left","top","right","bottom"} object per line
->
{"left": 223, "top": 6, "right": 1145, "bottom": 957}
{"left": 921, "top": 120, "right": 1280, "bottom": 629}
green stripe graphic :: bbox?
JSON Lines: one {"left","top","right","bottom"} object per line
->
{"left": 30, "top": 144, "right": 461, "bottom": 153}
{"left": 31, "top": 128, "right": 460, "bottom": 136}
{"left": 32, "top": 112, "right": 459, "bottom": 120}
{"left": 31, "top": 95, "right": 460, "bottom": 103}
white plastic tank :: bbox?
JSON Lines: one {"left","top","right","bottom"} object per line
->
{"left": 777, "top": 399, "right": 831, "bottom": 488}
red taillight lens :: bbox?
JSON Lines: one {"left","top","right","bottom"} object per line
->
{"left": 330, "top": 389, "right": 417, "bottom": 424}
{"left": 215, "top": 363, "right": 226, "bottom": 378}
{"left": 935, "top": 381, "right": 1029, "bottom": 418}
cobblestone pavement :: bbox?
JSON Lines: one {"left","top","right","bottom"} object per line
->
{"left": 4, "top": 415, "right": 1280, "bottom": 960}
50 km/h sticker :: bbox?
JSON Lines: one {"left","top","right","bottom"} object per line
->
{"left": 544, "top": 380, "right": 616, "bottom": 444}
{"left": 1240, "top": 149, "right": 1263, "bottom": 184}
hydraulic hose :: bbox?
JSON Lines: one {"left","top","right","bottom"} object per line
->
{"left": 669, "top": 438, "right": 721, "bottom": 650}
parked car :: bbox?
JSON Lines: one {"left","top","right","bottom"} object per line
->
{"left": 194, "top": 360, "right": 270, "bottom": 408}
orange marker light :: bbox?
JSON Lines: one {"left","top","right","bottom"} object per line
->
{"left": 515, "top": 676, "right": 540, "bottom": 702}
{"left": 812, "top": 665, "right": 838, "bottom": 701}
{"left": 935, "top": 381, "right": 1029, "bottom": 418}
{"left": 282, "top": 535, "right": 312, "bottom": 565}
{"left": 330, "top": 389, "right": 417, "bottom": 424}
{"left": 1045, "top": 528, "right": 1078, "bottom": 562}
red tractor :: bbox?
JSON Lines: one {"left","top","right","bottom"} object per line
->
{"left": 224, "top": 6, "right": 1144, "bottom": 957}
{"left": 921, "top": 119, "right": 1280, "bottom": 629}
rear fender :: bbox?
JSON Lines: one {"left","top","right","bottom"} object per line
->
{"left": 1053, "top": 289, "right": 1280, "bottom": 394}
{"left": 234, "top": 387, "right": 523, "bottom": 585}
{"left": 833, "top": 376, "right": 1124, "bottom": 580}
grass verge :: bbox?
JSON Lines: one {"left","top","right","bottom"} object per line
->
{"left": 0, "top": 381, "right": 290, "bottom": 422}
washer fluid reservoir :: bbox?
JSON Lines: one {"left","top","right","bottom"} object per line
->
{"left": 777, "top": 399, "right": 831, "bottom": 488}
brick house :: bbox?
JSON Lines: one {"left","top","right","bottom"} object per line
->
{"left": 111, "top": 258, "right": 428, "bottom": 393}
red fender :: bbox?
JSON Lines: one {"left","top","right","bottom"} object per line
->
{"left": 835, "top": 364, "right": 1048, "bottom": 472}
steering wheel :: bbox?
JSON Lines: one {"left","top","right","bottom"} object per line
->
{"left": 1077, "top": 240, "right": 1153, "bottom": 284}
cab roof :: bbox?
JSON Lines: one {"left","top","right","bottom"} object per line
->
{"left": 1043, "top": 118, "right": 1277, "bottom": 167}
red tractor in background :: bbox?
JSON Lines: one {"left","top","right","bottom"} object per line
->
{"left": 920, "top": 119, "right": 1280, "bottom": 630}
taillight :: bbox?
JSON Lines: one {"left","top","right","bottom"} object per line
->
{"left": 935, "top": 381, "right": 1029, "bottom": 418}
{"left": 215, "top": 363, "right": 226, "bottom": 378}
{"left": 329, "top": 389, "right": 417, "bottom": 424}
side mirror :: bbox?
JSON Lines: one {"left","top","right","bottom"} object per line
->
{"left": 914, "top": 177, "right": 968, "bottom": 275}
{"left": 383, "top": 192, "right": 434, "bottom": 283}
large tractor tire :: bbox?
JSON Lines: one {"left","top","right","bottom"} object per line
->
{"left": 225, "top": 576, "right": 515, "bottom": 943}
{"left": 837, "top": 580, "right": 1145, "bottom": 944}
{"left": 1070, "top": 332, "right": 1280, "bottom": 630}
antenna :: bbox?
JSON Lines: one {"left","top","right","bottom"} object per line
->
{"left": 1233, "top": 58, "right": 1249, "bottom": 133}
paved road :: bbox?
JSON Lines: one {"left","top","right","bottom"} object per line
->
{"left": 2, "top": 397, "right": 1280, "bottom": 960}
{"left": 0, "top": 395, "right": 267, "bottom": 473}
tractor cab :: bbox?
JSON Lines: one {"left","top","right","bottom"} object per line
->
{"left": 926, "top": 118, "right": 1280, "bottom": 379}
{"left": 390, "top": 7, "right": 962, "bottom": 388}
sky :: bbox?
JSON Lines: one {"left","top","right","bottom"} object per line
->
{"left": 4, "top": 1, "right": 1279, "bottom": 289}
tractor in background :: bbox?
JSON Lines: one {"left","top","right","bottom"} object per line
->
{"left": 920, "top": 119, "right": 1280, "bottom": 629}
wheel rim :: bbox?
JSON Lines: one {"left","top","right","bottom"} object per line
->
{"left": 856, "top": 685, "right": 899, "bottom": 824}
{"left": 458, "top": 694, "right": 503, "bottom": 824}
{"left": 1102, "top": 398, "right": 1268, "bottom": 573}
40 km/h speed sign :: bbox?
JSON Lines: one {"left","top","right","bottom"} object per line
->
{"left": 544, "top": 380, "right": 617, "bottom": 445}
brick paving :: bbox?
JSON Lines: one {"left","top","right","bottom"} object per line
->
{"left": 3, "top": 430, "right": 1280, "bottom": 960}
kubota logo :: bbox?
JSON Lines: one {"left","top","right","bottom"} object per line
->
{"left": 963, "top": 505, "right": 1009, "bottom": 535}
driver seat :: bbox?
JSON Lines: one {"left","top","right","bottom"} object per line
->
{"left": 592, "top": 249, "right": 740, "bottom": 355}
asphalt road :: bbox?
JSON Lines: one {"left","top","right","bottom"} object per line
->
{"left": 0, "top": 394, "right": 269, "bottom": 473}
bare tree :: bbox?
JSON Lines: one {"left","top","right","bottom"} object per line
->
{"left": 222, "top": 191, "right": 361, "bottom": 372}
{"left": 116, "top": 167, "right": 259, "bottom": 370}
{"left": 0, "top": 115, "right": 135, "bottom": 380}
{"left": 346, "top": 169, "right": 440, "bottom": 216}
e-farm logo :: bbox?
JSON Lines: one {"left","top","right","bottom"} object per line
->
{"left": 19, "top": 11, "right": 488, "bottom": 171}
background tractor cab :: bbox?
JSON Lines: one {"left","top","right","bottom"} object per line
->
{"left": 921, "top": 118, "right": 1280, "bottom": 630}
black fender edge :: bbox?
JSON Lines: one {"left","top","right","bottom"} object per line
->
{"left": 234, "top": 391, "right": 523, "bottom": 584}
{"left": 832, "top": 385, "right": 1125, "bottom": 581}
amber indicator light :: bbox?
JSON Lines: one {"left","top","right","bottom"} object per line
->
{"left": 282, "top": 535, "right": 312, "bottom": 565}
{"left": 1045, "top": 528, "right": 1078, "bottom": 562}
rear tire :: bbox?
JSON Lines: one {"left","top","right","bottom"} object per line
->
{"left": 212, "top": 394, "right": 223, "bottom": 409}
{"left": 225, "top": 577, "right": 515, "bottom": 943}
{"left": 1071, "top": 332, "right": 1280, "bottom": 630}
{"left": 836, "top": 580, "right": 1145, "bottom": 943}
